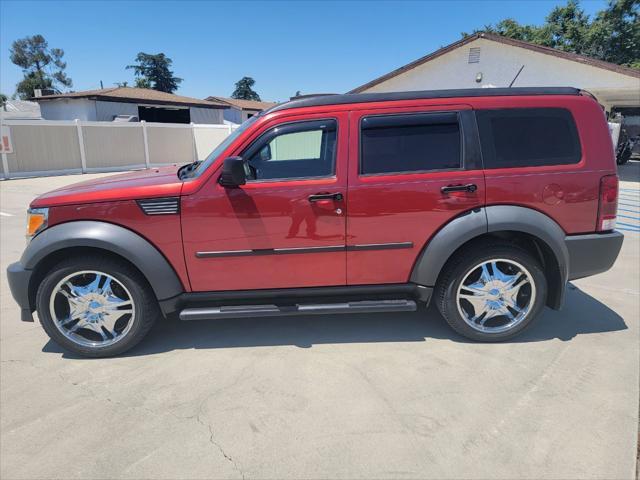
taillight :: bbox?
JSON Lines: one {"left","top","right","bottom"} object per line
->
{"left": 597, "top": 174, "right": 618, "bottom": 231}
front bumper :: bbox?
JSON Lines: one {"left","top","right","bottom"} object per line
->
{"left": 566, "top": 231, "right": 624, "bottom": 281}
{"left": 6, "top": 262, "right": 34, "bottom": 322}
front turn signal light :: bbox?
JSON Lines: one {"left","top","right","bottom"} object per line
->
{"left": 26, "top": 208, "right": 48, "bottom": 241}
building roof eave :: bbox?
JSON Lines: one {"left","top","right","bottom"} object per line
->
{"left": 349, "top": 32, "right": 640, "bottom": 93}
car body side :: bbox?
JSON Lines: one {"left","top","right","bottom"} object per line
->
{"left": 10, "top": 92, "right": 622, "bottom": 322}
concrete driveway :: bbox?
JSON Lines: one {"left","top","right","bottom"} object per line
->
{"left": 1, "top": 164, "right": 638, "bottom": 480}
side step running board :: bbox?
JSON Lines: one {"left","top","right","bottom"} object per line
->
{"left": 179, "top": 299, "right": 417, "bottom": 321}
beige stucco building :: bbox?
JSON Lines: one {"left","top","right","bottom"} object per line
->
{"left": 350, "top": 33, "right": 639, "bottom": 114}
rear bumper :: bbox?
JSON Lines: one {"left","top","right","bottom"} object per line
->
{"left": 6, "top": 262, "right": 34, "bottom": 322}
{"left": 565, "top": 231, "right": 623, "bottom": 281}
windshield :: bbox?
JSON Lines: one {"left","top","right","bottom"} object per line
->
{"left": 186, "top": 116, "right": 259, "bottom": 178}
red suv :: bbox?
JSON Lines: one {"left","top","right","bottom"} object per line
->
{"left": 7, "top": 87, "right": 623, "bottom": 357}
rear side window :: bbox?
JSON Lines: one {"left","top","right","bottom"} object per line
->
{"left": 476, "top": 108, "right": 581, "bottom": 169}
{"left": 360, "top": 112, "right": 462, "bottom": 175}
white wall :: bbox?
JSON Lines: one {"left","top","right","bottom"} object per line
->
{"left": 95, "top": 101, "right": 138, "bottom": 121}
{"left": 223, "top": 106, "right": 243, "bottom": 124}
{"left": 40, "top": 99, "right": 225, "bottom": 124}
{"left": 360, "top": 38, "right": 640, "bottom": 110}
{"left": 4, "top": 123, "right": 82, "bottom": 173}
{"left": 190, "top": 107, "right": 224, "bottom": 124}
{"left": 39, "top": 98, "right": 97, "bottom": 121}
{"left": 1, "top": 120, "right": 234, "bottom": 178}
{"left": 193, "top": 125, "right": 233, "bottom": 160}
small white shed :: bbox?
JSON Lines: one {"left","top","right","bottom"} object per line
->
{"left": 34, "top": 87, "right": 229, "bottom": 124}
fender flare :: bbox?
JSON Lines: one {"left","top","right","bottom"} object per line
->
{"left": 410, "top": 205, "right": 569, "bottom": 308}
{"left": 485, "top": 205, "right": 569, "bottom": 280}
{"left": 22, "top": 221, "right": 184, "bottom": 301}
{"left": 410, "top": 207, "right": 487, "bottom": 287}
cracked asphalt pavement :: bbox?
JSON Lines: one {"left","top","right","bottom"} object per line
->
{"left": 1, "top": 164, "right": 639, "bottom": 479}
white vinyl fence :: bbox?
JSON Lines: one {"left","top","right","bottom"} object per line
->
{"left": 0, "top": 120, "right": 236, "bottom": 179}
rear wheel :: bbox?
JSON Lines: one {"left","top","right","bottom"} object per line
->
{"left": 36, "top": 256, "right": 159, "bottom": 357}
{"left": 435, "top": 243, "right": 547, "bottom": 341}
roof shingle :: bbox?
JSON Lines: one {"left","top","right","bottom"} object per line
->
{"left": 34, "top": 87, "right": 229, "bottom": 108}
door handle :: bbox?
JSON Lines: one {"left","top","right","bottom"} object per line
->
{"left": 308, "top": 192, "right": 343, "bottom": 202}
{"left": 441, "top": 183, "right": 478, "bottom": 194}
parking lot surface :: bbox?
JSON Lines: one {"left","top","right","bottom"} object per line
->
{"left": 1, "top": 163, "right": 639, "bottom": 480}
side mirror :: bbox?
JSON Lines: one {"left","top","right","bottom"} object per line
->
{"left": 219, "top": 156, "right": 246, "bottom": 187}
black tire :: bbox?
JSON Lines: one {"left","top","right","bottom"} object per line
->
{"left": 36, "top": 255, "right": 159, "bottom": 357}
{"left": 435, "top": 242, "right": 547, "bottom": 342}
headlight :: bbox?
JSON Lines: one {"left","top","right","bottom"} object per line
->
{"left": 26, "top": 208, "right": 48, "bottom": 241}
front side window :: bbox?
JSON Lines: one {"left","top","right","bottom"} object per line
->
{"left": 476, "top": 108, "right": 581, "bottom": 169}
{"left": 360, "top": 112, "right": 462, "bottom": 175}
{"left": 244, "top": 119, "right": 337, "bottom": 181}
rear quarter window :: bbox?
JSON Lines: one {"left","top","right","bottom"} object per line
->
{"left": 476, "top": 108, "right": 581, "bottom": 169}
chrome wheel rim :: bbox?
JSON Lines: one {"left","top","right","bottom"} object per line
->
{"left": 49, "top": 270, "right": 135, "bottom": 348}
{"left": 456, "top": 258, "right": 536, "bottom": 334}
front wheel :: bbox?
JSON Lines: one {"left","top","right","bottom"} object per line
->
{"left": 36, "top": 256, "right": 159, "bottom": 357}
{"left": 435, "top": 243, "right": 547, "bottom": 342}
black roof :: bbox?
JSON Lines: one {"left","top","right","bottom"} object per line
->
{"left": 268, "top": 87, "right": 581, "bottom": 113}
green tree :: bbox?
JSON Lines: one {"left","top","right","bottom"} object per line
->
{"left": 587, "top": 0, "right": 640, "bottom": 67}
{"left": 134, "top": 77, "right": 151, "bottom": 89}
{"left": 9, "top": 34, "right": 73, "bottom": 99}
{"left": 126, "top": 53, "right": 182, "bottom": 93}
{"left": 544, "top": 0, "right": 591, "bottom": 53}
{"left": 231, "top": 77, "right": 261, "bottom": 101}
{"left": 462, "top": 0, "right": 639, "bottom": 68}
{"left": 0, "top": 93, "right": 7, "bottom": 108}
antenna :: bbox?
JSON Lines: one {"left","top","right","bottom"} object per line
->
{"left": 509, "top": 65, "right": 525, "bottom": 87}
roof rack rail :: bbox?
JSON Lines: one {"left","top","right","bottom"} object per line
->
{"left": 269, "top": 87, "right": 580, "bottom": 113}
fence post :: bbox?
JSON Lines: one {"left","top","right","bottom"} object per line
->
{"left": 141, "top": 121, "right": 150, "bottom": 168}
{"left": 1, "top": 152, "right": 9, "bottom": 179}
{"left": 190, "top": 122, "right": 198, "bottom": 162}
{"left": 75, "top": 119, "right": 87, "bottom": 173}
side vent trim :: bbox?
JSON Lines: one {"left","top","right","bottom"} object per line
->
{"left": 137, "top": 197, "right": 180, "bottom": 215}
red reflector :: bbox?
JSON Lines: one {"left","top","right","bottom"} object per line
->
{"left": 597, "top": 174, "right": 618, "bottom": 231}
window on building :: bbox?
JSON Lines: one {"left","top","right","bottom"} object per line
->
{"left": 360, "top": 112, "right": 462, "bottom": 175}
{"left": 476, "top": 108, "right": 582, "bottom": 168}
{"left": 138, "top": 106, "right": 190, "bottom": 124}
{"left": 244, "top": 119, "right": 337, "bottom": 181}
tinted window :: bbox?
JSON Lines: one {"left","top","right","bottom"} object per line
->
{"left": 245, "top": 120, "right": 337, "bottom": 181}
{"left": 477, "top": 108, "right": 581, "bottom": 169}
{"left": 360, "top": 112, "right": 461, "bottom": 174}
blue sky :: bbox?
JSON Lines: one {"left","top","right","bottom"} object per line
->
{"left": 1, "top": 0, "right": 609, "bottom": 102}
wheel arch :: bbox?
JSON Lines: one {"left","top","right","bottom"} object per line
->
{"left": 410, "top": 206, "right": 569, "bottom": 309}
{"left": 23, "top": 221, "right": 184, "bottom": 311}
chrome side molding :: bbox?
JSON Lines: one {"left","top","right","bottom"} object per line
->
{"left": 196, "top": 242, "right": 413, "bottom": 258}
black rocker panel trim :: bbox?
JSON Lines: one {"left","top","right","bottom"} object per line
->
{"left": 159, "top": 283, "right": 433, "bottom": 316}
